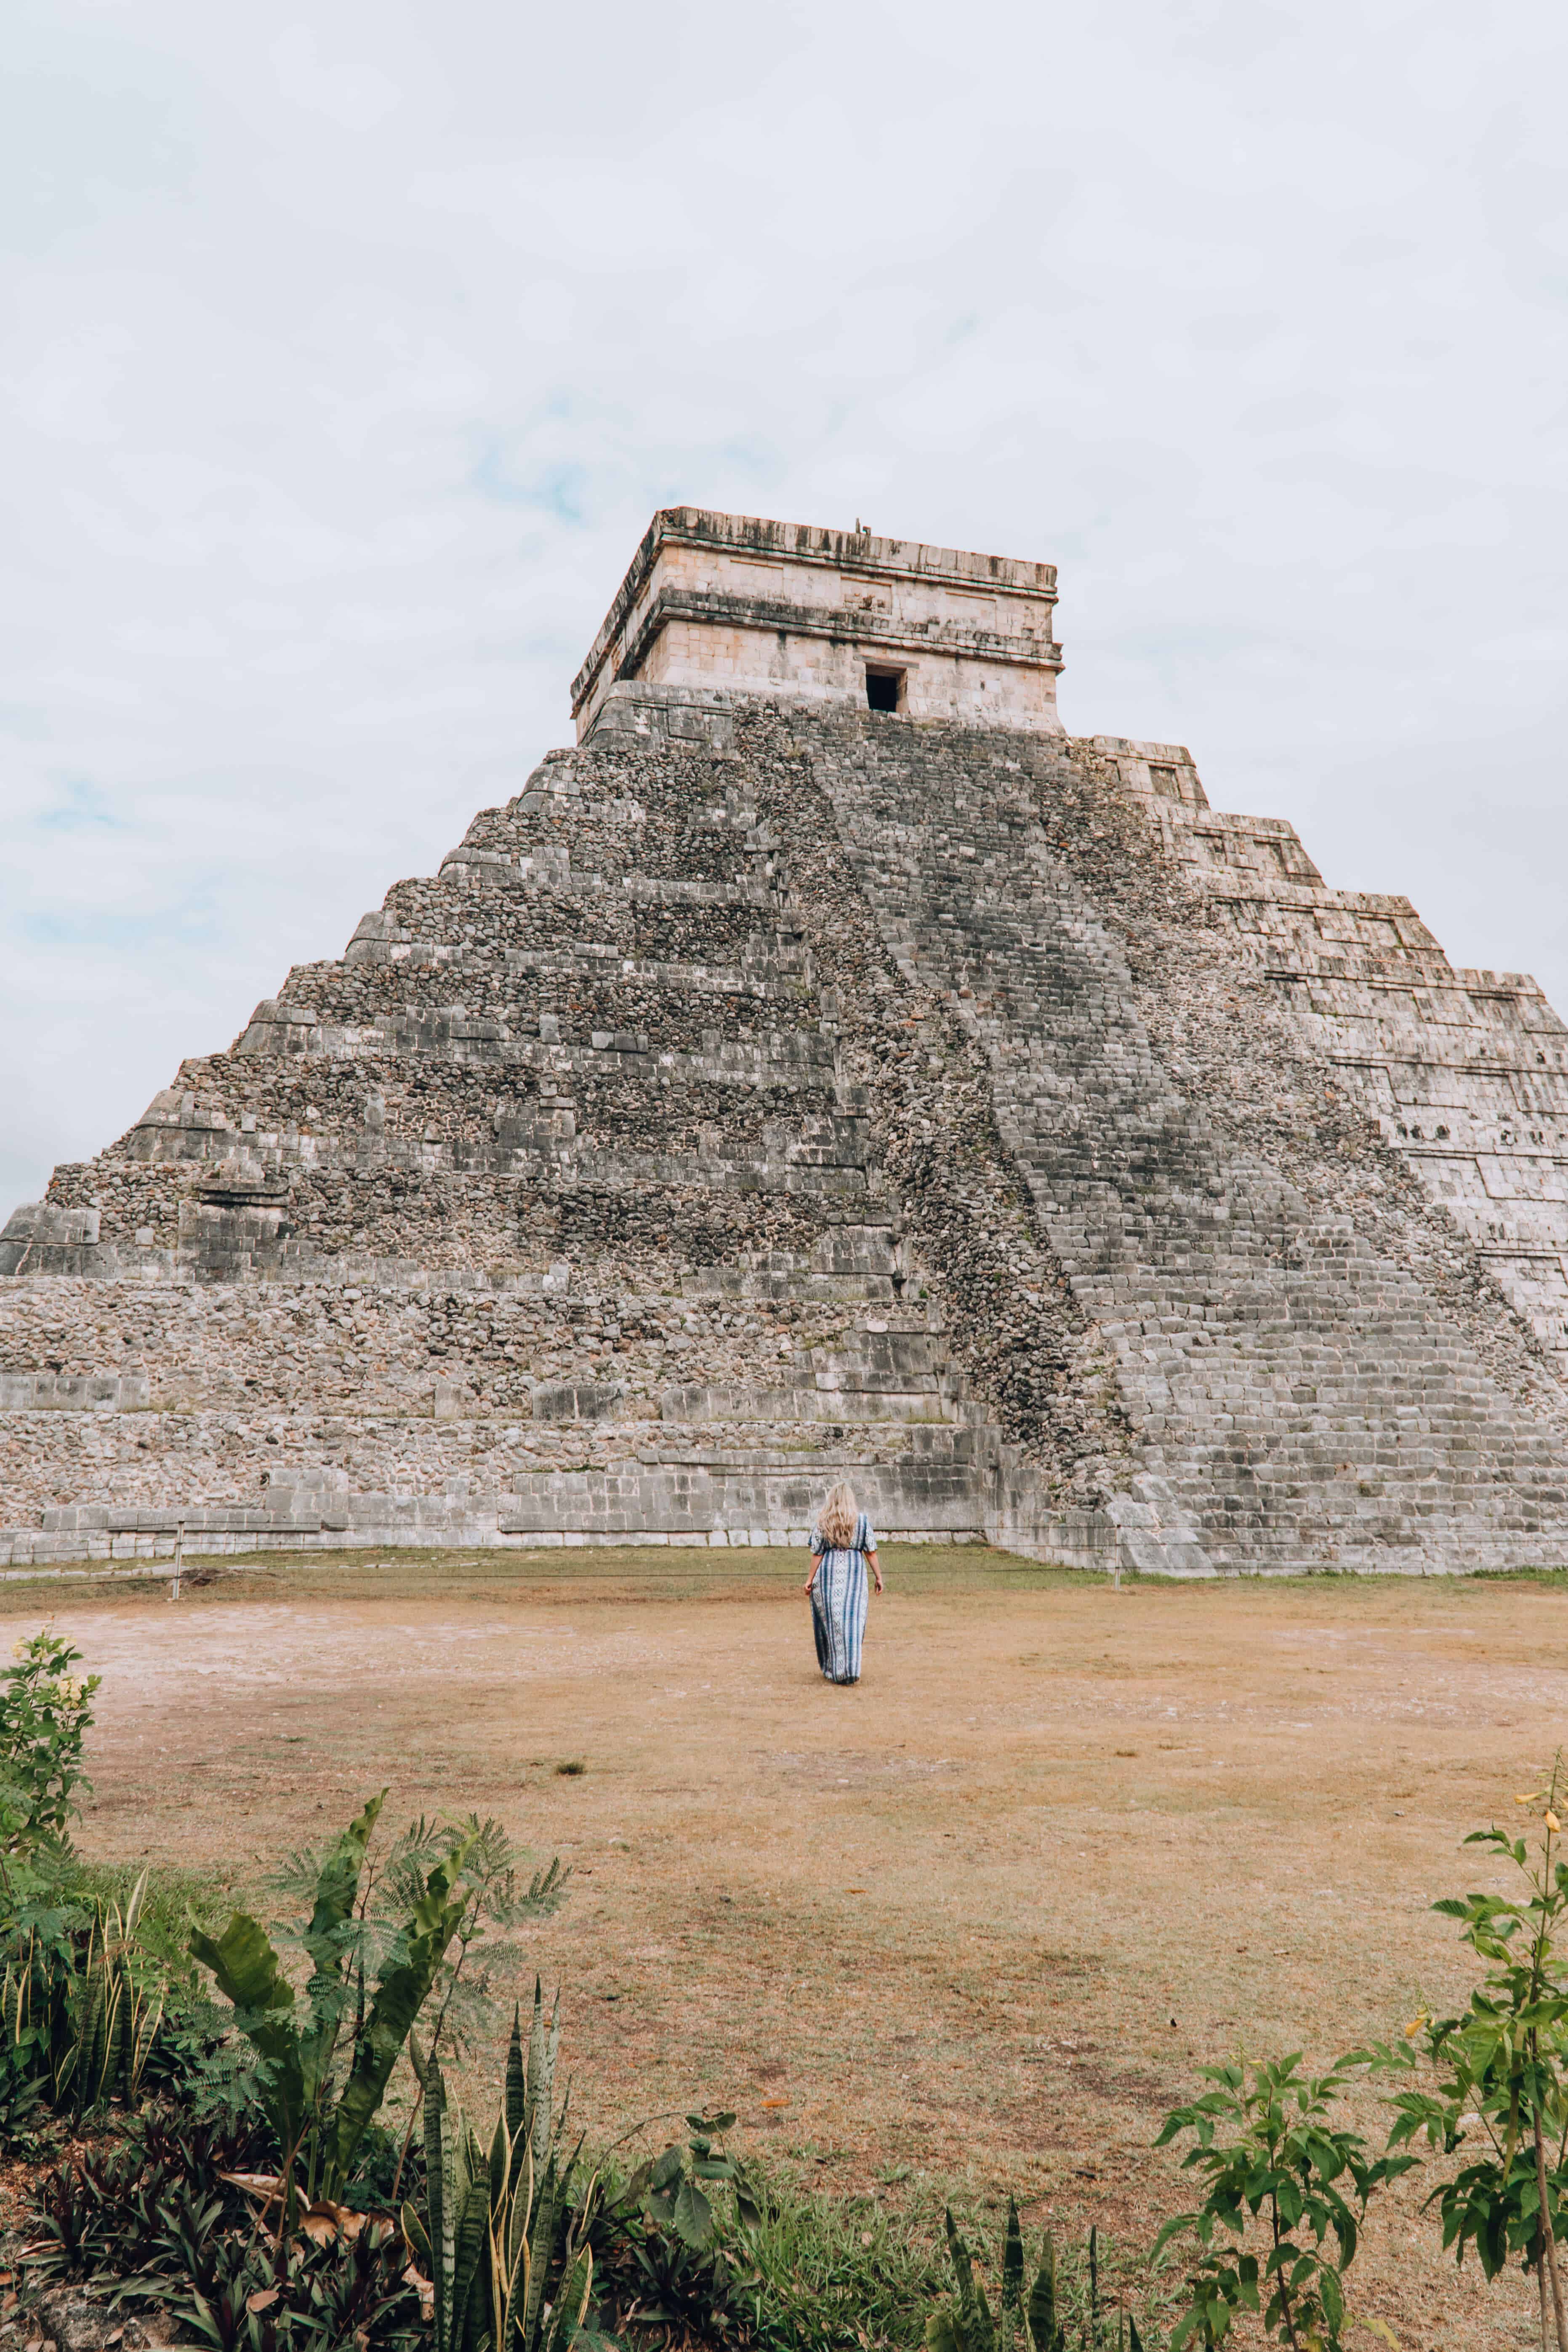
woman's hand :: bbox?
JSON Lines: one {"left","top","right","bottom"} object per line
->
{"left": 873, "top": 1570, "right": 884, "bottom": 1593}
{"left": 803, "top": 1572, "right": 817, "bottom": 1594}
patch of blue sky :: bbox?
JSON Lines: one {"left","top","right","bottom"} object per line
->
{"left": 469, "top": 443, "right": 591, "bottom": 523}
{"left": 32, "top": 780, "right": 130, "bottom": 834}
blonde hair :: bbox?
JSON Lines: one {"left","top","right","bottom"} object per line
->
{"left": 816, "top": 1481, "right": 859, "bottom": 1549}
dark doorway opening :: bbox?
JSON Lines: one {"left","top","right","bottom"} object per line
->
{"left": 865, "top": 667, "right": 903, "bottom": 714}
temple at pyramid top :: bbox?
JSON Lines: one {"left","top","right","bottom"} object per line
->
{"left": 570, "top": 506, "right": 1065, "bottom": 739}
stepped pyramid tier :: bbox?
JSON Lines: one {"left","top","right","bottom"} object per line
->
{"left": 5, "top": 509, "right": 1568, "bottom": 1576}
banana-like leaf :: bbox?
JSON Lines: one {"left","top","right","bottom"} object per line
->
{"left": 296, "top": 1792, "right": 386, "bottom": 2120}
{"left": 304, "top": 1791, "right": 385, "bottom": 1977}
{"left": 189, "top": 1910, "right": 305, "bottom": 2148}
{"left": 326, "top": 1832, "right": 477, "bottom": 2192}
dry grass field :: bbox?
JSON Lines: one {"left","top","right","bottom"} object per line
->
{"left": 5, "top": 1543, "right": 1561, "bottom": 2349}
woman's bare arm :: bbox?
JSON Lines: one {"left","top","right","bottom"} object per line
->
{"left": 865, "top": 1546, "right": 883, "bottom": 1593}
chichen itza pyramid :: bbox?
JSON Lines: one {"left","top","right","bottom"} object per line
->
{"left": 5, "top": 508, "right": 1568, "bottom": 1576}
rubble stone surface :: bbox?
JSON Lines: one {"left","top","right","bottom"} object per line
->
{"left": 6, "top": 522, "right": 1568, "bottom": 1576}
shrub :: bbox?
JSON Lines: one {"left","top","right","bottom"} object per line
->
{"left": 0, "top": 1629, "right": 100, "bottom": 1867}
{"left": 189, "top": 1795, "right": 570, "bottom": 2212}
{"left": 1152, "top": 2051, "right": 1409, "bottom": 2349}
{"left": 402, "top": 1986, "right": 599, "bottom": 2352}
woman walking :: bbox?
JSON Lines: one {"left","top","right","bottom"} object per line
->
{"left": 804, "top": 1482, "right": 883, "bottom": 1685}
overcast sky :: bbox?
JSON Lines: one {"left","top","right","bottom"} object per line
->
{"left": 4, "top": 0, "right": 1566, "bottom": 1219}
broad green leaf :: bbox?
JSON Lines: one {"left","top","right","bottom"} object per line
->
{"left": 189, "top": 1910, "right": 304, "bottom": 2148}
{"left": 672, "top": 2176, "right": 714, "bottom": 2249}
{"left": 326, "top": 1833, "right": 476, "bottom": 2192}
{"left": 304, "top": 1790, "right": 384, "bottom": 1976}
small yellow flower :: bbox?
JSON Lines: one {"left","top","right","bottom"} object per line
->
{"left": 1405, "top": 2015, "right": 1427, "bottom": 2040}
{"left": 9, "top": 1639, "right": 23, "bottom": 1661}
{"left": 1516, "top": 1793, "right": 1541, "bottom": 1805}
{"left": 1548, "top": 1811, "right": 1562, "bottom": 1835}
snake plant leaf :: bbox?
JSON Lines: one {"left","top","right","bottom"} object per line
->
{"left": 326, "top": 1830, "right": 477, "bottom": 2192}
{"left": 424, "top": 2062, "right": 447, "bottom": 2352}
{"left": 540, "top": 2245, "right": 593, "bottom": 2352}
{"left": 450, "top": 2177, "right": 490, "bottom": 2352}
{"left": 506, "top": 2004, "right": 526, "bottom": 2140}
{"left": 522, "top": 2155, "right": 563, "bottom": 2348}
{"left": 926, "top": 2312, "right": 967, "bottom": 2352}
{"left": 401, "top": 2200, "right": 432, "bottom": 2267}
{"left": 526, "top": 1978, "right": 546, "bottom": 2162}
{"left": 189, "top": 1910, "right": 305, "bottom": 2149}
{"left": 1001, "top": 2199, "right": 1024, "bottom": 2327}
{"left": 489, "top": 2112, "right": 511, "bottom": 2212}
{"left": 1027, "top": 2232, "right": 1065, "bottom": 2352}
{"left": 944, "top": 2212, "right": 994, "bottom": 2352}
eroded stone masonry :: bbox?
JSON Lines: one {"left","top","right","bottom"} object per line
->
{"left": 5, "top": 508, "right": 1567, "bottom": 1574}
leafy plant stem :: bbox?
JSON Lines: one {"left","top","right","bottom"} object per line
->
{"left": 1536, "top": 2102, "right": 1568, "bottom": 2352}
{"left": 1270, "top": 2198, "right": 1302, "bottom": 2352}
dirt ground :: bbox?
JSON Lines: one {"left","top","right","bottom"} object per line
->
{"left": 7, "top": 1543, "right": 1561, "bottom": 2349}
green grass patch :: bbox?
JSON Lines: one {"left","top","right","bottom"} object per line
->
{"left": 63, "top": 1855, "right": 232, "bottom": 1972}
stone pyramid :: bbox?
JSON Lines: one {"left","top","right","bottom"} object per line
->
{"left": 5, "top": 508, "right": 1567, "bottom": 1575}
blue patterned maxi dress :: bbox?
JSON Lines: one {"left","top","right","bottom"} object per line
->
{"left": 809, "top": 1513, "right": 876, "bottom": 1684}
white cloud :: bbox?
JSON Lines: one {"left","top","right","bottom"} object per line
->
{"left": 3, "top": 0, "right": 1568, "bottom": 1216}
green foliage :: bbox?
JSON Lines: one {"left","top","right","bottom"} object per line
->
{"left": 925, "top": 2205, "right": 1129, "bottom": 2352}
{"left": 24, "top": 2103, "right": 421, "bottom": 2352}
{"left": 626, "top": 2111, "right": 761, "bottom": 2253}
{"left": 589, "top": 2109, "right": 764, "bottom": 2348}
{"left": 1152, "top": 2051, "right": 1411, "bottom": 2349}
{"left": 274, "top": 1812, "right": 571, "bottom": 2076}
{"left": 0, "top": 1629, "right": 100, "bottom": 1864}
{"left": 1, "top": 1867, "right": 176, "bottom": 2126}
{"left": 1356, "top": 1764, "right": 1568, "bottom": 2329}
{"left": 190, "top": 1792, "right": 490, "bottom": 2203}
{"left": 725, "top": 2178, "right": 951, "bottom": 2352}
{"left": 403, "top": 1987, "right": 599, "bottom": 2352}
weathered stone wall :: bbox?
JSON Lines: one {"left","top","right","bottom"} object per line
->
{"left": 4, "top": 688, "right": 1565, "bottom": 1575}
